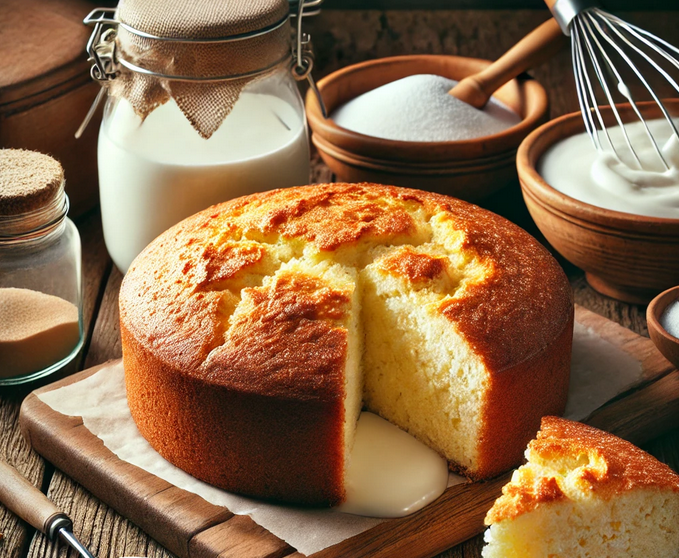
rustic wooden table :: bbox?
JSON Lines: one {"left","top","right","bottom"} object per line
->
{"left": 1, "top": 9, "right": 678, "bottom": 558}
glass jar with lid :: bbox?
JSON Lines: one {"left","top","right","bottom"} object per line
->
{"left": 0, "top": 149, "right": 83, "bottom": 385}
{"left": 81, "top": 0, "right": 325, "bottom": 273}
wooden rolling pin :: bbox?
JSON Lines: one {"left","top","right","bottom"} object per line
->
{"left": 0, "top": 459, "right": 96, "bottom": 558}
{"left": 449, "top": 17, "right": 567, "bottom": 108}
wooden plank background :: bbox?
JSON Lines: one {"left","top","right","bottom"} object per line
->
{"left": 1, "top": 8, "right": 679, "bottom": 558}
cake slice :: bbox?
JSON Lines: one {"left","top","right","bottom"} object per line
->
{"left": 482, "top": 416, "right": 679, "bottom": 558}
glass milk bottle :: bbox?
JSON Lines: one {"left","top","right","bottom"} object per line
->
{"left": 82, "top": 0, "right": 324, "bottom": 272}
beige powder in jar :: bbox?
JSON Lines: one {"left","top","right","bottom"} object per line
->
{"left": 0, "top": 288, "right": 80, "bottom": 378}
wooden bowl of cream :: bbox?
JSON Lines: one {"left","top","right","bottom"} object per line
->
{"left": 306, "top": 54, "right": 549, "bottom": 203}
{"left": 518, "top": 101, "right": 679, "bottom": 304}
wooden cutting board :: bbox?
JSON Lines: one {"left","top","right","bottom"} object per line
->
{"left": 19, "top": 305, "right": 679, "bottom": 558}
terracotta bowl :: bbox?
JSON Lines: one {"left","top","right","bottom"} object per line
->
{"left": 647, "top": 286, "right": 679, "bottom": 369}
{"left": 306, "top": 54, "right": 549, "bottom": 203}
{"left": 518, "top": 100, "right": 679, "bottom": 304}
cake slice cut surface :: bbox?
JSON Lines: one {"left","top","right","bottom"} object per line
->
{"left": 482, "top": 416, "right": 679, "bottom": 558}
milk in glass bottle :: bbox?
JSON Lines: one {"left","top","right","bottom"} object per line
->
{"left": 81, "top": 0, "right": 323, "bottom": 272}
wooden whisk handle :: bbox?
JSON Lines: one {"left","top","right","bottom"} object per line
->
{"left": 449, "top": 18, "right": 567, "bottom": 108}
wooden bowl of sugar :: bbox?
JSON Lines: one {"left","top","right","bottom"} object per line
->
{"left": 306, "top": 55, "right": 549, "bottom": 202}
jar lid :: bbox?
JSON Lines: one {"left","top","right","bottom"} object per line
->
{"left": 118, "top": 0, "right": 289, "bottom": 41}
{"left": 109, "top": 0, "right": 291, "bottom": 139}
{"left": 0, "top": 149, "right": 64, "bottom": 216}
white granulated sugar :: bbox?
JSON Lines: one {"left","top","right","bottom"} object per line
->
{"left": 331, "top": 74, "right": 521, "bottom": 142}
{"left": 660, "top": 299, "right": 679, "bottom": 339}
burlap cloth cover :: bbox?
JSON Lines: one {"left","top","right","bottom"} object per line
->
{"left": 111, "top": 0, "right": 291, "bottom": 138}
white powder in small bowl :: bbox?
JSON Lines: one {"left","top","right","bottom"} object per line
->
{"left": 331, "top": 74, "right": 522, "bottom": 143}
{"left": 660, "top": 299, "right": 679, "bottom": 339}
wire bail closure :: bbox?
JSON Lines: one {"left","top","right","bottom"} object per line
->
{"left": 75, "top": 1, "right": 327, "bottom": 138}
{"left": 291, "top": 0, "right": 327, "bottom": 118}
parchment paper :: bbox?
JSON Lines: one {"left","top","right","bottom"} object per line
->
{"left": 38, "top": 321, "right": 643, "bottom": 556}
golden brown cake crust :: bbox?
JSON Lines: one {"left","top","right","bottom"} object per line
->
{"left": 379, "top": 250, "right": 447, "bottom": 283}
{"left": 225, "top": 183, "right": 417, "bottom": 250}
{"left": 535, "top": 417, "right": 679, "bottom": 494}
{"left": 485, "top": 417, "right": 679, "bottom": 524}
{"left": 256, "top": 184, "right": 571, "bottom": 372}
{"left": 120, "top": 183, "right": 573, "bottom": 504}
{"left": 475, "top": 320, "right": 572, "bottom": 480}
{"left": 122, "top": 321, "right": 347, "bottom": 505}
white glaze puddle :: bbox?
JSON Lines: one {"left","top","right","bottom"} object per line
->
{"left": 339, "top": 412, "right": 449, "bottom": 518}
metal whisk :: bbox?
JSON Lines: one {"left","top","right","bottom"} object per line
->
{"left": 547, "top": 0, "right": 679, "bottom": 171}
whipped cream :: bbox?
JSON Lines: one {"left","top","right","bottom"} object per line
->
{"left": 538, "top": 117, "right": 679, "bottom": 219}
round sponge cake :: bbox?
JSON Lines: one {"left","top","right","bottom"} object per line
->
{"left": 120, "top": 183, "right": 573, "bottom": 506}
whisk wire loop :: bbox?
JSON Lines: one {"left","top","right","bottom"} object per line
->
{"left": 572, "top": 22, "right": 606, "bottom": 152}
{"left": 585, "top": 11, "right": 670, "bottom": 169}
{"left": 595, "top": 15, "right": 679, "bottom": 104}
{"left": 578, "top": 13, "right": 642, "bottom": 166}
{"left": 594, "top": 11, "right": 679, "bottom": 148}
{"left": 599, "top": 11, "right": 679, "bottom": 65}
{"left": 564, "top": 6, "right": 679, "bottom": 171}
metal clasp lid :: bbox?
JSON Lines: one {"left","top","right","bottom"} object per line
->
{"left": 74, "top": 8, "right": 119, "bottom": 138}
{"left": 75, "top": 1, "right": 327, "bottom": 139}
{"left": 290, "top": 0, "right": 327, "bottom": 117}
{"left": 83, "top": 8, "right": 119, "bottom": 82}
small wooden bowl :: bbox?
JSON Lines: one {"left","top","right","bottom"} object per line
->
{"left": 306, "top": 55, "right": 549, "bottom": 203}
{"left": 518, "top": 100, "right": 679, "bottom": 304}
{"left": 647, "top": 286, "right": 679, "bottom": 369}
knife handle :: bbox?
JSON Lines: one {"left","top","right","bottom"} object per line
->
{"left": 0, "top": 459, "right": 70, "bottom": 539}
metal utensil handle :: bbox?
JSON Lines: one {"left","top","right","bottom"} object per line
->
{"left": 544, "top": 0, "right": 601, "bottom": 34}
{"left": 58, "top": 524, "right": 97, "bottom": 558}
{"left": 0, "top": 459, "right": 68, "bottom": 538}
